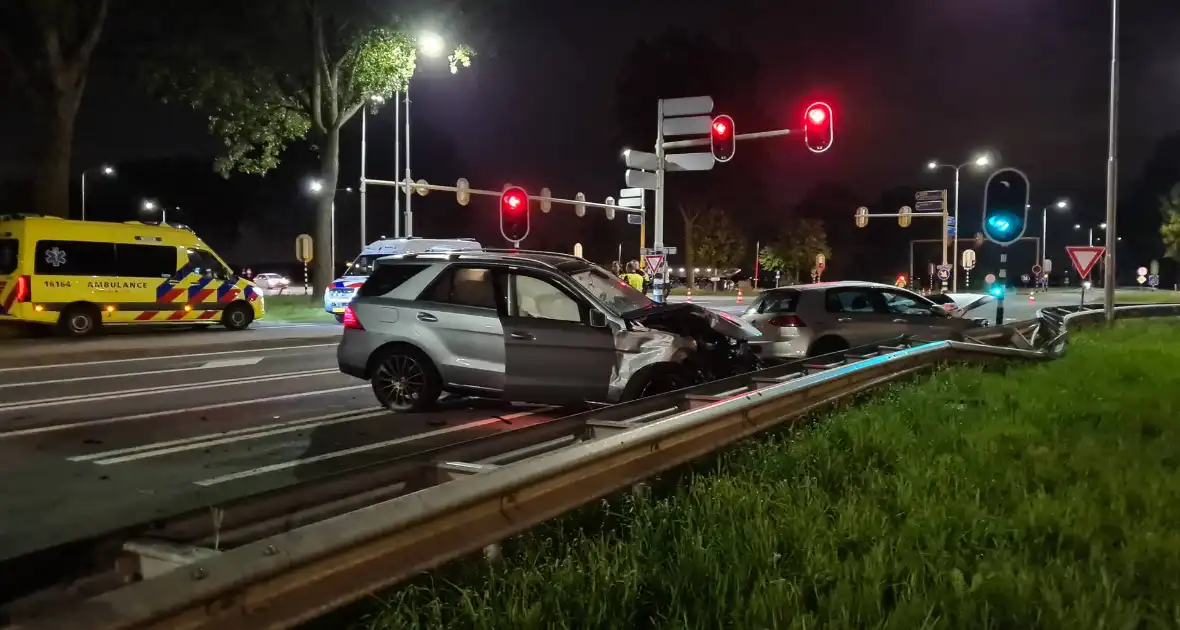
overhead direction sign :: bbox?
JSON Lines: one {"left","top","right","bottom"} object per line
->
{"left": 625, "top": 169, "right": 658, "bottom": 190}
{"left": 915, "top": 200, "right": 944, "bottom": 212}
{"left": 620, "top": 187, "right": 643, "bottom": 198}
{"left": 662, "top": 116, "right": 712, "bottom": 136}
{"left": 916, "top": 189, "right": 947, "bottom": 202}
{"left": 643, "top": 254, "right": 666, "bottom": 276}
{"left": 1065, "top": 246, "right": 1106, "bottom": 279}
{"left": 661, "top": 95, "right": 714, "bottom": 117}
{"left": 665, "top": 153, "right": 715, "bottom": 171}
{"left": 627, "top": 213, "right": 644, "bottom": 225}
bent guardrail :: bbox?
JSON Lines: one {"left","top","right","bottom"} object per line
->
{"left": 9, "top": 304, "right": 1180, "bottom": 630}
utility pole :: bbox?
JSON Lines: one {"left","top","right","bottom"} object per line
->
{"left": 1103, "top": 0, "right": 1120, "bottom": 324}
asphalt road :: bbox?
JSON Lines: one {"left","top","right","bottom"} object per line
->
{"left": 0, "top": 342, "right": 576, "bottom": 563}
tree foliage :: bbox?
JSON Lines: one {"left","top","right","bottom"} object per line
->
{"left": 758, "top": 218, "right": 831, "bottom": 285}
{"left": 0, "top": 0, "right": 109, "bottom": 217}
{"left": 146, "top": 0, "right": 472, "bottom": 176}
{"left": 691, "top": 206, "right": 746, "bottom": 273}
{"left": 1160, "top": 184, "right": 1180, "bottom": 262}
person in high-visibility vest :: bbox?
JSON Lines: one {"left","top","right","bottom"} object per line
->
{"left": 621, "top": 260, "right": 645, "bottom": 292}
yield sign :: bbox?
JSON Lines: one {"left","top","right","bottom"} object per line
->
{"left": 643, "top": 254, "right": 666, "bottom": 276}
{"left": 1065, "top": 246, "right": 1106, "bottom": 279}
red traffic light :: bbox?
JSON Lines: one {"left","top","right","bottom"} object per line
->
{"left": 499, "top": 186, "right": 530, "bottom": 244}
{"left": 504, "top": 192, "right": 524, "bottom": 211}
{"left": 803, "top": 102, "right": 833, "bottom": 154}
{"left": 710, "top": 114, "right": 736, "bottom": 163}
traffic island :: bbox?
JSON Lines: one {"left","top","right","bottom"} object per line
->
{"left": 352, "top": 319, "right": 1180, "bottom": 629}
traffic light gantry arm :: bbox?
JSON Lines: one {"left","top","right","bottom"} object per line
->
{"left": 662, "top": 127, "right": 795, "bottom": 151}
{"left": 361, "top": 177, "right": 643, "bottom": 216}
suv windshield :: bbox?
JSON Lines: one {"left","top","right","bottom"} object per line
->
{"left": 568, "top": 267, "right": 653, "bottom": 316}
{"left": 0, "top": 239, "right": 16, "bottom": 275}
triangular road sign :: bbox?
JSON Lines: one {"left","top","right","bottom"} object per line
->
{"left": 1065, "top": 246, "right": 1106, "bottom": 279}
{"left": 643, "top": 254, "right": 665, "bottom": 276}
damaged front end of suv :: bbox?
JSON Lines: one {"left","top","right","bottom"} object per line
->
{"left": 606, "top": 302, "right": 765, "bottom": 402}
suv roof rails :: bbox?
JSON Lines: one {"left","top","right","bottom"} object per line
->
{"left": 481, "top": 248, "right": 585, "bottom": 261}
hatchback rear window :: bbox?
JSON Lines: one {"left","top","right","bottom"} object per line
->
{"left": 0, "top": 239, "right": 17, "bottom": 275}
{"left": 757, "top": 290, "right": 799, "bottom": 314}
{"left": 358, "top": 263, "right": 429, "bottom": 297}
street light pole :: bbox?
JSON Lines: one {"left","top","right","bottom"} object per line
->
{"left": 952, "top": 166, "right": 960, "bottom": 292}
{"left": 404, "top": 86, "right": 413, "bottom": 236}
{"left": 360, "top": 106, "right": 368, "bottom": 247}
{"left": 394, "top": 90, "right": 401, "bottom": 238}
{"left": 927, "top": 154, "right": 990, "bottom": 292}
{"left": 1103, "top": 0, "right": 1120, "bottom": 323}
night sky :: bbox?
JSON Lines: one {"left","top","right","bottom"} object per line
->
{"left": 2, "top": 0, "right": 1178, "bottom": 275}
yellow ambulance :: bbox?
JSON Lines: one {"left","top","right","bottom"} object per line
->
{"left": 0, "top": 215, "right": 264, "bottom": 337}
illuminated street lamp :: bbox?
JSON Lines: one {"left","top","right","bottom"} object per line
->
{"left": 1034, "top": 198, "right": 1070, "bottom": 267}
{"left": 81, "top": 164, "right": 116, "bottom": 221}
{"left": 925, "top": 152, "right": 993, "bottom": 291}
{"left": 307, "top": 179, "right": 355, "bottom": 276}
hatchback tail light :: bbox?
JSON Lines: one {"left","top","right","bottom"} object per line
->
{"left": 768, "top": 314, "right": 805, "bottom": 327}
{"left": 13, "top": 275, "right": 30, "bottom": 303}
{"left": 342, "top": 304, "right": 363, "bottom": 330}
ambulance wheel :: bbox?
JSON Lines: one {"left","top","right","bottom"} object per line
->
{"left": 58, "top": 304, "right": 101, "bottom": 338}
{"left": 222, "top": 302, "right": 254, "bottom": 330}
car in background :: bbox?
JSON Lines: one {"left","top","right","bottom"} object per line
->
{"left": 337, "top": 249, "right": 763, "bottom": 411}
{"left": 253, "top": 272, "right": 291, "bottom": 293}
{"left": 740, "top": 281, "right": 990, "bottom": 360}
{"left": 324, "top": 237, "right": 482, "bottom": 322}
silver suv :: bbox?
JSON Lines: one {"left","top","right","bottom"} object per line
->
{"left": 337, "top": 250, "right": 764, "bottom": 411}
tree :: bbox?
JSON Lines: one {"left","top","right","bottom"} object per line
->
{"left": 145, "top": 0, "right": 471, "bottom": 296}
{"left": 759, "top": 218, "right": 831, "bottom": 285}
{"left": 688, "top": 206, "right": 745, "bottom": 284}
{"left": 1160, "top": 184, "right": 1180, "bottom": 262}
{"left": 0, "top": 0, "right": 109, "bottom": 218}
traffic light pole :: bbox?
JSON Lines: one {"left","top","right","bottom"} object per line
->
{"left": 653, "top": 99, "right": 668, "bottom": 304}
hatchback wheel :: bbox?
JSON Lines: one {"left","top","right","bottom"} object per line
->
{"left": 371, "top": 348, "right": 442, "bottom": 412}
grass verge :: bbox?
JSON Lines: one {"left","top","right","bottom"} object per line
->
{"left": 343, "top": 320, "right": 1180, "bottom": 629}
{"left": 1115, "top": 290, "right": 1180, "bottom": 305}
{"left": 262, "top": 294, "right": 337, "bottom": 323}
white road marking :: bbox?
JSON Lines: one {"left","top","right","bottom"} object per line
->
{"left": 0, "top": 343, "right": 337, "bottom": 374}
{"left": 199, "top": 357, "right": 267, "bottom": 369}
{"left": 0, "top": 368, "right": 339, "bottom": 412}
{"left": 192, "top": 407, "right": 556, "bottom": 487}
{"left": 0, "top": 356, "right": 289, "bottom": 389}
{"left": 88, "top": 409, "right": 391, "bottom": 465}
{"left": 0, "top": 385, "right": 369, "bottom": 439}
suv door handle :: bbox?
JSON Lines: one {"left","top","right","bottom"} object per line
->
{"left": 891, "top": 318, "right": 907, "bottom": 323}
{"left": 509, "top": 332, "right": 534, "bottom": 340}
{"left": 837, "top": 317, "right": 853, "bottom": 322}
{"left": 417, "top": 312, "right": 438, "bottom": 322}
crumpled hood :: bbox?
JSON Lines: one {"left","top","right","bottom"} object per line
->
{"left": 943, "top": 293, "right": 995, "bottom": 318}
{"left": 622, "top": 302, "right": 763, "bottom": 341}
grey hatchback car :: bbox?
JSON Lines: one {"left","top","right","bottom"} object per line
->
{"left": 338, "top": 250, "right": 764, "bottom": 411}
{"left": 741, "top": 281, "right": 991, "bottom": 360}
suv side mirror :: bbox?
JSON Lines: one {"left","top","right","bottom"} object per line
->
{"left": 588, "top": 309, "right": 608, "bottom": 328}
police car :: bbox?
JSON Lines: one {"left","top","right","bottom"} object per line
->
{"left": 324, "top": 237, "right": 483, "bottom": 321}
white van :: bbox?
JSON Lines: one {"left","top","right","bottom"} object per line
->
{"left": 323, "top": 237, "right": 482, "bottom": 321}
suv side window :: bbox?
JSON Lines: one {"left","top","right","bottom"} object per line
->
{"left": 186, "top": 248, "right": 229, "bottom": 280}
{"left": 358, "top": 263, "right": 429, "bottom": 298}
{"left": 510, "top": 274, "right": 582, "bottom": 323}
{"left": 422, "top": 266, "right": 498, "bottom": 309}
{"left": 824, "top": 288, "right": 877, "bottom": 313}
